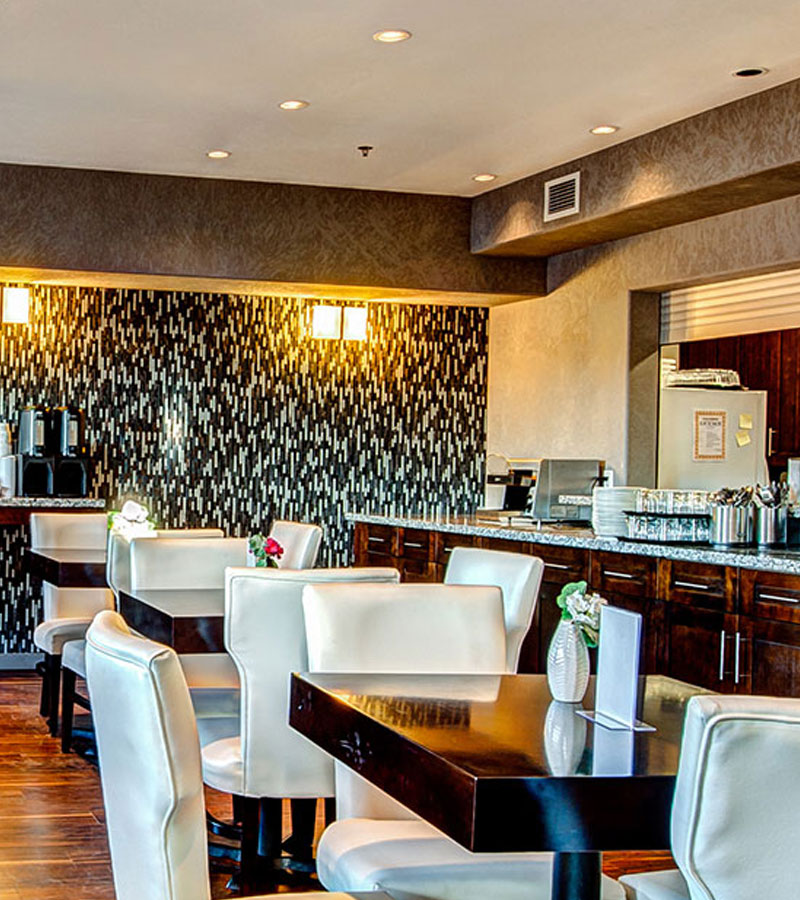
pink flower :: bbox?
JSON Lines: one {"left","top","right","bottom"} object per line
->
{"left": 264, "top": 538, "right": 284, "bottom": 559}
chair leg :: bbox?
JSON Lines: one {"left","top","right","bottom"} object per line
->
{"left": 324, "top": 796, "right": 336, "bottom": 828}
{"left": 38, "top": 657, "right": 49, "bottom": 716}
{"left": 283, "top": 798, "right": 316, "bottom": 861}
{"left": 45, "top": 653, "right": 62, "bottom": 736}
{"left": 257, "top": 797, "right": 283, "bottom": 860}
{"left": 61, "top": 668, "right": 76, "bottom": 753}
{"left": 238, "top": 795, "right": 261, "bottom": 895}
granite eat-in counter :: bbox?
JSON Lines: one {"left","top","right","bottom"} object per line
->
{"left": 348, "top": 512, "right": 800, "bottom": 699}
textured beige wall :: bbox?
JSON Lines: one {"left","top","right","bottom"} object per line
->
{"left": 488, "top": 192, "right": 800, "bottom": 482}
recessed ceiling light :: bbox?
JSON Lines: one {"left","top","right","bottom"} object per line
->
{"left": 279, "top": 99, "right": 310, "bottom": 110}
{"left": 590, "top": 124, "right": 619, "bottom": 135}
{"left": 472, "top": 173, "right": 497, "bottom": 183}
{"left": 206, "top": 149, "right": 231, "bottom": 159}
{"left": 733, "top": 67, "right": 769, "bottom": 77}
{"left": 373, "top": 29, "right": 412, "bottom": 43}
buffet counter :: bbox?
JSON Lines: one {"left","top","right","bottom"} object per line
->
{"left": 347, "top": 512, "right": 800, "bottom": 575}
{"left": 348, "top": 512, "right": 800, "bottom": 698}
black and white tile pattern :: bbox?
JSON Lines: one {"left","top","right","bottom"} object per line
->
{"left": 0, "top": 286, "right": 488, "bottom": 652}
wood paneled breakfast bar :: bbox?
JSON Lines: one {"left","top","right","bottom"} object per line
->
{"left": 351, "top": 513, "right": 800, "bottom": 697}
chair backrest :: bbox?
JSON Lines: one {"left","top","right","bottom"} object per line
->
{"left": 671, "top": 694, "right": 800, "bottom": 900}
{"left": 226, "top": 566, "right": 400, "bottom": 798}
{"left": 444, "top": 547, "right": 544, "bottom": 671}
{"left": 303, "top": 581, "right": 507, "bottom": 820}
{"left": 85, "top": 611, "right": 210, "bottom": 900}
{"left": 107, "top": 528, "right": 224, "bottom": 596}
{"left": 42, "top": 583, "right": 113, "bottom": 620}
{"left": 303, "top": 582, "right": 507, "bottom": 675}
{"left": 268, "top": 520, "right": 323, "bottom": 569}
{"left": 130, "top": 537, "right": 246, "bottom": 591}
{"left": 30, "top": 512, "right": 107, "bottom": 550}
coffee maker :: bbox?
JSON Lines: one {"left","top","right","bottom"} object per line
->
{"left": 52, "top": 406, "right": 90, "bottom": 497}
{"left": 17, "top": 406, "right": 55, "bottom": 497}
{"left": 17, "top": 405, "right": 91, "bottom": 497}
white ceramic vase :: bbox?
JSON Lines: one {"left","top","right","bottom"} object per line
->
{"left": 547, "top": 619, "right": 590, "bottom": 703}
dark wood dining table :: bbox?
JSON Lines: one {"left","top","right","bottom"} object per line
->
{"left": 25, "top": 547, "right": 108, "bottom": 588}
{"left": 289, "top": 672, "right": 706, "bottom": 900}
{"left": 117, "top": 587, "right": 225, "bottom": 652}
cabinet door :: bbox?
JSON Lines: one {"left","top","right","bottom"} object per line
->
{"left": 738, "top": 616, "right": 800, "bottom": 697}
{"left": 590, "top": 552, "right": 663, "bottom": 673}
{"left": 667, "top": 604, "right": 738, "bottom": 692}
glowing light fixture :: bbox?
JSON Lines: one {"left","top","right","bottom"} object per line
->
{"left": 312, "top": 305, "right": 342, "bottom": 339}
{"left": 472, "top": 173, "right": 497, "bottom": 183}
{"left": 279, "top": 99, "right": 309, "bottom": 110}
{"left": 343, "top": 307, "right": 368, "bottom": 341}
{"left": 590, "top": 124, "right": 619, "bottom": 135}
{"left": 207, "top": 149, "right": 231, "bottom": 159}
{"left": 373, "top": 29, "right": 412, "bottom": 43}
{"left": 2, "top": 287, "right": 30, "bottom": 324}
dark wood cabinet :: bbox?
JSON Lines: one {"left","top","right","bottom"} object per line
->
{"left": 678, "top": 325, "right": 800, "bottom": 468}
{"left": 353, "top": 520, "right": 800, "bottom": 695}
{"left": 590, "top": 552, "right": 662, "bottom": 672}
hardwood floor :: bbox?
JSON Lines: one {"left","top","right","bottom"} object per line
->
{"left": 0, "top": 673, "right": 675, "bottom": 898}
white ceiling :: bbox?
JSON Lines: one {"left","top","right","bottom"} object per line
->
{"left": 1, "top": 0, "right": 799, "bottom": 197}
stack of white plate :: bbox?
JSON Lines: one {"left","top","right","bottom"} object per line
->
{"left": 592, "top": 486, "right": 643, "bottom": 537}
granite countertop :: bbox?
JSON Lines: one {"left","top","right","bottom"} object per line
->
{"left": 0, "top": 497, "right": 106, "bottom": 508}
{"left": 347, "top": 512, "right": 800, "bottom": 576}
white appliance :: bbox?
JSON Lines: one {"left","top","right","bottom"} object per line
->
{"left": 657, "top": 388, "right": 768, "bottom": 491}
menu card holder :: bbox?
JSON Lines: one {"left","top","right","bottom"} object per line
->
{"left": 578, "top": 605, "right": 655, "bottom": 732}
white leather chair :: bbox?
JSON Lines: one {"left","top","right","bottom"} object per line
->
{"left": 30, "top": 512, "right": 113, "bottom": 735}
{"left": 106, "top": 527, "right": 225, "bottom": 598}
{"left": 444, "top": 546, "right": 544, "bottom": 671}
{"left": 304, "top": 582, "right": 624, "bottom": 900}
{"left": 85, "top": 610, "right": 388, "bottom": 900}
{"left": 268, "top": 520, "right": 323, "bottom": 569}
{"left": 620, "top": 694, "right": 800, "bottom": 900}
{"left": 128, "top": 535, "right": 248, "bottom": 707}
{"left": 201, "top": 566, "right": 400, "bottom": 883}
{"left": 60, "top": 527, "right": 226, "bottom": 752}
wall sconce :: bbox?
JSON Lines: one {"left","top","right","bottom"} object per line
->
{"left": 342, "top": 307, "right": 368, "bottom": 341}
{"left": 312, "top": 305, "right": 343, "bottom": 340}
{"left": 311, "top": 304, "right": 368, "bottom": 341}
{"left": 2, "top": 287, "right": 30, "bottom": 324}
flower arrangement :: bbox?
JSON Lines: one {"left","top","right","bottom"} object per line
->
{"left": 556, "top": 580, "right": 606, "bottom": 648}
{"left": 108, "top": 500, "right": 156, "bottom": 539}
{"left": 248, "top": 534, "right": 285, "bottom": 568}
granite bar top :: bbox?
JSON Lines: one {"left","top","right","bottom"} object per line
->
{"left": 0, "top": 498, "right": 105, "bottom": 508}
{"left": 347, "top": 512, "right": 800, "bottom": 576}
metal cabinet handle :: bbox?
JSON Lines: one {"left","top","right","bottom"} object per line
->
{"left": 367, "top": 536, "right": 387, "bottom": 544}
{"left": 719, "top": 629, "right": 726, "bottom": 682}
{"left": 604, "top": 570, "right": 636, "bottom": 580}
{"left": 404, "top": 541, "right": 425, "bottom": 549}
{"left": 758, "top": 593, "right": 800, "bottom": 604}
{"left": 544, "top": 562, "right": 570, "bottom": 570}
{"left": 674, "top": 580, "right": 710, "bottom": 591}
{"left": 734, "top": 632, "right": 741, "bottom": 684}
{"left": 768, "top": 427, "right": 776, "bottom": 457}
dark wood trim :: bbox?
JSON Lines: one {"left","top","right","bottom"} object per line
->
{"left": 117, "top": 590, "right": 225, "bottom": 653}
{"left": 25, "top": 549, "right": 107, "bottom": 588}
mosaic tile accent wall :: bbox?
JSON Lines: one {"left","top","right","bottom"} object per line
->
{"left": 0, "top": 286, "right": 488, "bottom": 652}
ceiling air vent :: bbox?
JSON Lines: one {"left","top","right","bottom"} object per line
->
{"left": 543, "top": 171, "right": 580, "bottom": 222}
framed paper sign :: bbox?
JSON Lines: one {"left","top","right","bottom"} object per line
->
{"left": 693, "top": 410, "right": 726, "bottom": 461}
